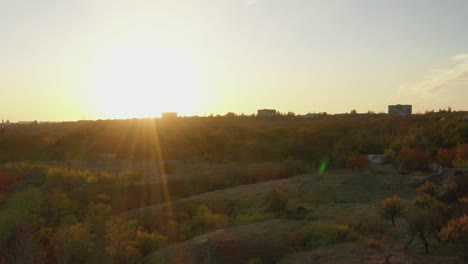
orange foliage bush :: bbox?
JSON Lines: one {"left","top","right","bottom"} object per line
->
{"left": 399, "top": 147, "right": 430, "bottom": 171}
{"left": 345, "top": 154, "right": 368, "bottom": 170}
{"left": 455, "top": 144, "right": 468, "bottom": 161}
{"left": 441, "top": 215, "right": 468, "bottom": 251}
{"left": 453, "top": 144, "right": 468, "bottom": 168}
{"left": 437, "top": 148, "right": 454, "bottom": 167}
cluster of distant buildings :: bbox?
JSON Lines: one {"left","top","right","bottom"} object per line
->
{"left": 1, "top": 105, "right": 414, "bottom": 125}
{"left": 162, "top": 105, "right": 413, "bottom": 119}
{"left": 257, "top": 104, "right": 412, "bottom": 118}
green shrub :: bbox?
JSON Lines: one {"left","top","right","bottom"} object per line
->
{"left": 348, "top": 216, "right": 386, "bottom": 236}
{"left": 301, "top": 222, "right": 351, "bottom": 249}
{"left": 306, "top": 222, "right": 350, "bottom": 248}
{"left": 264, "top": 188, "right": 288, "bottom": 213}
{"left": 135, "top": 230, "right": 167, "bottom": 256}
{"left": 234, "top": 212, "right": 267, "bottom": 224}
{"left": 186, "top": 205, "right": 228, "bottom": 237}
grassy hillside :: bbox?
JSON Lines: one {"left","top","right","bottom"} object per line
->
{"left": 140, "top": 165, "right": 465, "bottom": 263}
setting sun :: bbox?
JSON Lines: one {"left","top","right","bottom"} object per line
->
{"left": 84, "top": 40, "right": 206, "bottom": 118}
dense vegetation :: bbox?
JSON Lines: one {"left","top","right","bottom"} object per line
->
{"left": 0, "top": 111, "right": 467, "bottom": 167}
{"left": 0, "top": 111, "right": 467, "bottom": 263}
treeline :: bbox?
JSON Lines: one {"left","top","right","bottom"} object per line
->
{"left": 0, "top": 112, "right": 467, "bottom": 168}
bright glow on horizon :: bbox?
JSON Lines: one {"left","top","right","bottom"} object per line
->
{"left": 85, "top": 40, "right": 207, "bottom": 119}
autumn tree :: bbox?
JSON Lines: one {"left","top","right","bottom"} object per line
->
{"left": 417, "top": 181, "right": 438, "bottom": 197}
{"left": 52, "top": 223, "right": 95, "bottom": 264}
{"left": 437, "top": 148, "right": 454, "bottom": 167}
{"left": 399, "top": 147, "right": 430, "bottom": 171}
{"left": 135, "top": 230, "right": 167, "bottom": 256}
{"left": 105, "top": 218, "right": 167, "bottom": 263}
{"left": 453, "top": 143, "right": 468, "bottom": 168}
{"left": 105, "top": 218, "right": 142, "bottom": 263}
{"left": 379, "top": 196, "right": 406, "bottom": 227}
{"left": 441, "top": 215, "right": 468, "bottom": 256}
{"left": 413, "top": 193, "right": 454, "bottom": 241}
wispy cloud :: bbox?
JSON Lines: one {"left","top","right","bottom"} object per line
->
{"left": 397, "top": 53, "right": 468, "bottom": 97}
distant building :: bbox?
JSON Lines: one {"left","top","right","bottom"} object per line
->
{"left": 162, "top": 112, "right": 178, "bottom": 119}
{"left": 257, "top": 109, "right": 277, "bottom": 117}
{"left": 301, "top": 113, "right": 318, "bottom": 118}
{"left": 388, "top": 104, "right": 412, "bottom": 116}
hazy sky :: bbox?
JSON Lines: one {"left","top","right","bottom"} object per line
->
{"left": 1, "top": 0, "right": 468, "bottom": 121}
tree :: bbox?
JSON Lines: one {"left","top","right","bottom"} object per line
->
{"left": 399, "top": 147, "right": 430, "bottom": 171}
{"left": 413, "top": 194, "right": 454, "bottom": 240}
{"left": 437, "top": 148, "right": 454, "bottom": 167}
{"left": 453, "top": 144, "right": 468, "bottom": 168}
{"left": 379, "top": 196, "right": 406, "bottom": 227}
{"left": 441, "top": 215, "right": 468, "bottom": 255}
{"left": 105, "top": 218, "right": 142, "bottom": 263}
{"left": 105, "top": 217, "right": 167, "bottom": 263}
{"left": 417, "top": 181, "right": 438, "bottom": 197}
{"left": 85, "top": 201, "right": 112, "bottom": 235}
{"left": 52, "top": 223, "right": 95, "bottom": 264}
{"left": 404, "top": 209, "right": 432, "bottom": 254}
{"left": 135, "top": 230, "right": 167, "bottom": 256}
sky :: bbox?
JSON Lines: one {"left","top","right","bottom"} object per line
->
{"left": 1, "top": 0, "right": 468, "bottom": 121}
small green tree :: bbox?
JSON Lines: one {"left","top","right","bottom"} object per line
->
{"left": 379, "top": 196, "right": 406, "bottom": 227}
